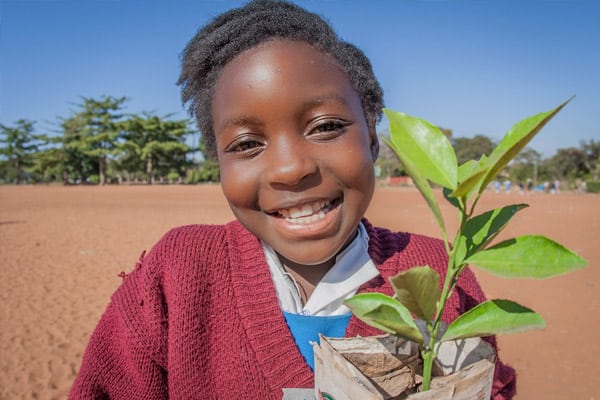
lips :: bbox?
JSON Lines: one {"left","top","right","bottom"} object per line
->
{"left": 270, "top": 198, "right": 341, "bottom": 225}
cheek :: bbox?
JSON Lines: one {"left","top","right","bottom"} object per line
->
{"left": 219, "top": 161, "right": 260, "bottom": 211}
{"left": 341, "top": 146, "right": 376, "bottom": 208}
{"left": 331, "top": 137, "right": 375, "bottom": 185}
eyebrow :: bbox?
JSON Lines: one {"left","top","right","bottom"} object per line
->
{"left": 301, "top": 93, "right": 350, "bottom": 111}
{"left": 218, "top": 116, "right": 264, "bottom": 132}
{"left": 217, "top": 92, "right": 351, "bottom": 131}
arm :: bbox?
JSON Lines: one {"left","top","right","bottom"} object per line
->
{"left": 69, "top": 252, "right": 168, "bottom": 400}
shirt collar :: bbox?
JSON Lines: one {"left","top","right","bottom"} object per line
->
{"left": 263, "top": 222, "right": 380, "bottom": 316}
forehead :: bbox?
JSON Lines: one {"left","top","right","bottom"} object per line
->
{"left": 219, "top": 38, "right": 345, "bottom": 81}
{"left": 211, "top": 40, "right": 358, "bottom": 120}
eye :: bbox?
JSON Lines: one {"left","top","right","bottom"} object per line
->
{"left": 310, "top": 119, "right": 350, "bottom": 139}
{"left": 224, "top": 136, "right": 264, "bottom": 157}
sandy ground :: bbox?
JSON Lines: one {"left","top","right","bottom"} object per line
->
{"left": 0, "top": 184, "right": 598, "bottom": 400}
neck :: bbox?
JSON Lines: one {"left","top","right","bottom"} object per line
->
{"left": 276, "top": 226, "right": 360, "bottom": 304}
{"left": 278, "top": 256, "right": 334, "bottom": 304}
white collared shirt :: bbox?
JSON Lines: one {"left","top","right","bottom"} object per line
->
{"left": 263, "top": 222, "right": 380, "bottom": 316}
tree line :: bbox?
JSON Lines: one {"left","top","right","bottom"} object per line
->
{"left": 375, "top": 131, "right": 599, "bottom": 192}
{"left": 1, "top": 96, "right": 598, "bottom": 191}
{"left": 0, "top": 96, "right": 219, "bottom": 185}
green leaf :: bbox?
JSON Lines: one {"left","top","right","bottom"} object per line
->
{"left": 345, "top": 293, "right": 424, "bottom": 344}
{"left": 389, "top": 266, "right": 441, "bottom": 321}
{"left": 443, "top": 187, "right": 461, "bottom": 209}
{"left": 454, "top": 204, "right": 529, "bottom": 264}
{"left": 363, "top": 305, "right": 424, "bottom": 344}
{"left": 384, "top": 109, "right": 457, "bottom": 190}
{"left": 441, "top": 299, "right": 546, "bottom": 342}
{"left": 465, "top": 235, "right": 587, "bottom": 278}
{"left": 385, "top": 138, "right": 447, "bottom": 237}
{"left": 457, "top": 159, "right": 480, "bottom": 183}
{"left": 480, "top": 97, "right": 572, "bottom": 193}
{"left": 450, "top": 160, "right": 488, "bottom": 198}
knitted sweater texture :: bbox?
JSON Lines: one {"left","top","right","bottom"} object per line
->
{"left": 69, "top": 219, "right": 515, "bottom": 399}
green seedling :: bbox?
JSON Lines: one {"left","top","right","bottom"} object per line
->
{"left": 345, "top": 98, "right": 587, "bottom": 391}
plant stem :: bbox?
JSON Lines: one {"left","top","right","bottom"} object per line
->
{"left": 421, "top": 262, "right": 457, "bottom": 391}
{"left": 421, "top": 347, "right": 435, "bottom": 391}
{"left": 422, "top": 198, "right": 469, "bottom": 391}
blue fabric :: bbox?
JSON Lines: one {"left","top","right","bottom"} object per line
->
{"left": 283, "top": 311, "right": 351, "bottom": 370}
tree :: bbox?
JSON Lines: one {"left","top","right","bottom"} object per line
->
{"left": 580, "top": 139, "right": 599, "bottom": 180}
{"left": 118, "top": 112, "right": 194, "bottom": 183}
{"left": 60, "top": 113, "right": 100, "bottom": 184}
{"left": 544, "top": 147, "right": 589, "bottom": 181}
{"left": 198, "top": 159, "right": 220, "bottom": 182}
{"left": 451, "top": 135, "right": 495, "bottom": 165}
{"left": 508, "top": 147, "right": 542, "bottom": 184}
{"left": 61, "top": 96, "right": 127, "bottom": 185}
{"left": 0, "top": 119, "right": 43, "bottom": 184}
{"left": 28, "top": 142, "right": 64, "bottom": 183}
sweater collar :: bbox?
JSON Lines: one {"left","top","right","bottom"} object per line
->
{"left": 225, "top": 219, "right": 395, "bottom": 390}
{"left": 226, "top": 220, "right": 314, "bottom": 390}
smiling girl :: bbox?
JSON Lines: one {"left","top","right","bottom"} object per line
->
{"left": 70, "top": 1, "right": 515, "bottom": 399}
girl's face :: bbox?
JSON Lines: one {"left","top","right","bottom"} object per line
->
{"left": 212, "top": 39, "right": 377, "bottom": 268}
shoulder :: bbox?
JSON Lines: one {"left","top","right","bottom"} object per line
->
{"left": 363, "top": 219, "right": 448, "bottom": 275}
{"left": 103, "top": 222, "right": 247, "bottom": 354}
{"left": 155, "top": 220, "right": 251, "bottom": 248}
{"left": 135, "top": 220, "right": 257, "bottom": 284}
{"left": 361, "top": 219, "right": 487, "bottom": 321}
{"left": 152, "top": 223, "right": 228, "bottom": 255}
{"left": 112, "top": 222, "right": 237, "bottom": 313}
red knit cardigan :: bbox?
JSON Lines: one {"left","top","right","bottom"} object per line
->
{"left": 69, "top": 219, "right": 515, "bottom": 399}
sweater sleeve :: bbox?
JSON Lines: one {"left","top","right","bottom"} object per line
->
{"left": 69, "top": 249, "right": 169, "bottom": 400}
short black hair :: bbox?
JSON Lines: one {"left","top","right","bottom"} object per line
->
{"left": 178, "top": 0, "right": 384, "bottom": 160}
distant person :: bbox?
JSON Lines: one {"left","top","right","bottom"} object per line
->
{"left": 504, "top": 179, "right": 512, "bottom": 194}
{"left": 494, "top": 179, "right": 501, "bottom": 193}
{"left": 518, "top": 181, "right": 524, "bottom": 195}
{"left": 68, "top": 1, "right": 515, "bottom": 399}
{"left": 526, "top": 178, "right": 533, "bottom": 192}
{"left": 544, "top": 181, "right": 550, "bottom": 193}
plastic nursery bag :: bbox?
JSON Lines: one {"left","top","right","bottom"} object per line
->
{"left": 281, "top": 388, "right": 318, "bottom": 400}
{"left": 311, "top": 334, "right": 496, "bottom": 400}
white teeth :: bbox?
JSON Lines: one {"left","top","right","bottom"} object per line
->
{"left": 285, "top": 210, "right": 327, "bottom": 225}
{"left": 277, "top": 201, "right": 331, "bottom": 222}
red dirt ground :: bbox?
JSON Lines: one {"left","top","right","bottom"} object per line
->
{"left": 0, "top": 184, "right": 598, "bottom": 399}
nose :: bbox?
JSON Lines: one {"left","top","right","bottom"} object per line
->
{"left": 265, "top": 136, "right": 318, "bottom": 187}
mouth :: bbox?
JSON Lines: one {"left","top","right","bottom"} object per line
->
{"left": 268, "top": 198, "right": 342, "bottom": 225}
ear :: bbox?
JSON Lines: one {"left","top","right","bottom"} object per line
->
{"left": 369, "top": 128, "right": 379, "bottom": 162}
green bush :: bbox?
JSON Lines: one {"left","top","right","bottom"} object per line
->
{"left": 185, "top": 169, "right": 201, "bottom": 184}
{"left": 197, "top": 160, "right": 220, "bottom": 182}
{"left": 167, "top": 171, "right": 181, "bottom": 184}
{"left": 586, "top": 180, "right": 600, "bottom": 193}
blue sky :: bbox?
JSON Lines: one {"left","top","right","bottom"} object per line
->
{"left": 1, "top": 0, "right": 598, "bottom": 157}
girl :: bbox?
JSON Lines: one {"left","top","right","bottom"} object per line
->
{"left": 70, "top": 1, "right": 515, "bottom": 399}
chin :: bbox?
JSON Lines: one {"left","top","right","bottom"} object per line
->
{"left": 280, "top": 245, "right": 344, "bottom": 268}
